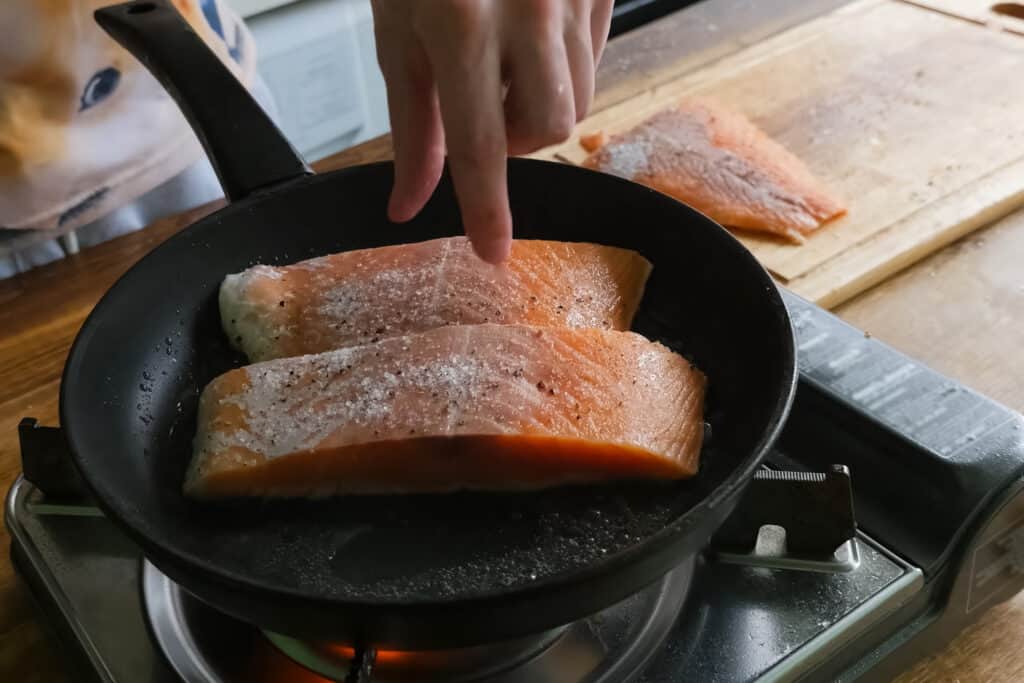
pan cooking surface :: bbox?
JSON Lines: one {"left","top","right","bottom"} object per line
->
{"left": 64, "top": 160, "right": 791, "bottom": 616}
{"left": 135, "top": 208, "right": 725, "bottom": 602}
{"left": 179, "top": 482, "right": 701, "bottom": 601}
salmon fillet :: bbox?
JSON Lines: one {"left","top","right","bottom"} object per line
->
{"left": 220, "top": 237, "right": 653, "bottom": 362}
{"left": 581, "top": 97, "right": 847, "bottom": 243}
{"left": 185, "top": 324, "right": 706, "bottom": 498}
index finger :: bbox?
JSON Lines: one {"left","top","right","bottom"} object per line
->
{"left": 422, "top": 21, "right": 511, "bottom": 264}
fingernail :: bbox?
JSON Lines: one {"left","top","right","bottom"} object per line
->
{"left": 387, "top": 192, "right": 413, "bottom": 223}
{"left": 472, "top": 235, "right": 511, "bottom": 264}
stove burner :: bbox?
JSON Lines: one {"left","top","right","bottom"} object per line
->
{"left": 142, "top": 558, "right": 694, "bottom": 682}
{"left": 263, "top": 628, "right": 565, "bottom": 681}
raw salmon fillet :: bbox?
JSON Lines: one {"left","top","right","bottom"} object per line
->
{"left": 185, "top": 324, "right": 706, "bottom": 498}
{"left": 581, "top": 97, "right": 847, "bottom": 243}
{"left": 220, "top": 237, "right": 653, "bottom": 362}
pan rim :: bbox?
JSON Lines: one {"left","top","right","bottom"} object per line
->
{"left": 59, "top": 157, "right": 797, "bottom": 613}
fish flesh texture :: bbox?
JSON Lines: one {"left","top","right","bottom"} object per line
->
{"left": 186, "top": 324, "right": 706, "bottom": 498}
{"left": 220, "top": 236, "right": 653, "bottom": 362}
{"left": 581, "top": 97, "right": 847, "bottom": 243}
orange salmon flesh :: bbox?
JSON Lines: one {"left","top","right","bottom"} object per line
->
{"left": 220, "top": 236, "right": 653, "bottom": 362}
{"left": 581, "top": 97, "right": 847, "bottom": 243}
{"left": 186, "top": 324, "right": 706, "bottom": 498}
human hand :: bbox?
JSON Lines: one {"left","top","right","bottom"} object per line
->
{"left": 370, "top": 0, "right": 614, "bottom": 263}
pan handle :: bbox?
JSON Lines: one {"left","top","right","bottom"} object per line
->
{"left": 94, "top": 1, "right": 312, "bottom": 202}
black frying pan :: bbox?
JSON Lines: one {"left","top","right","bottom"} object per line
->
{"left": 65, "top": 0, "right": 796, "bottom": 650}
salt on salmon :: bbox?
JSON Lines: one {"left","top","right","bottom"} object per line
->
{"left": 185, "top": 324, "right": 706, "bottom": 498}
{"left": 581, "top": 97, "right": 847, "bottom": 244}
{"left": 220, "top": 237, "right": 653, "bottom": 362}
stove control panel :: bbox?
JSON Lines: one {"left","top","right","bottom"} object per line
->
{"left": 778, "top": 289, "right": 1024, "bottom": 576}
{"left": 961, "top": 481, "right": 1024, "bottom": 615}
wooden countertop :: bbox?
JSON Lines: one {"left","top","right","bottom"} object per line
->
{"left": 3, "top": 3, "right": 1024, "bottom": 681}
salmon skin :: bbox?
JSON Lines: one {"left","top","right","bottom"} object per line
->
{"left": 186, "top": 324, "right": 706, "bottom": 498}
{"left": 581, "top": 97, "right": 847, "bottom": 244}
{"left": 220, "top": 236, "right": 653, "bottom": 362}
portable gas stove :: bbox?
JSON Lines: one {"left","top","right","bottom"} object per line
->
{"left": 7, "top": 290, "right": 1024, "bottom": 682}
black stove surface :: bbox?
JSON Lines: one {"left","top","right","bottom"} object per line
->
{"left": 639, "top": 540, "right": 914, "bottom": 682}
{"left": 6, "top": 474, "right": 913, "bottom": 683}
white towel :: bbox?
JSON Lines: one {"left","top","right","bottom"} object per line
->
{"left": 0, "top": 0, "right": 267, "bottom": 277}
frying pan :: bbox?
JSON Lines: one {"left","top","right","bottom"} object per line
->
{"left": 65, "top": 0, "right": 796, "bottom": 650}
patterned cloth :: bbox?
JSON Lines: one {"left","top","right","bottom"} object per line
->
{"left": 0, "top": 0, "right": 267, "bottom": 277}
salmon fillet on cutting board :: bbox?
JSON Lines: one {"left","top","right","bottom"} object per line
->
{"left": 185, "top": 324, "right": 706, "bottom": 498}
{"left": 580, "top": 97, "right": 847, "bottom": 244}
{"left": 220, "top": 236, "right": 653, "bottom": 362}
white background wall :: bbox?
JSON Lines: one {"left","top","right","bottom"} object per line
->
{"left": 227, "top": 0, "right": 391, "bottom": 162}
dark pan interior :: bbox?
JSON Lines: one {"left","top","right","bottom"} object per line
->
{"left": 62, "top": 159, "right": 794, "bottom": 611}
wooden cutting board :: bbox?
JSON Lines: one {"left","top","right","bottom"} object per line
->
{"left": 537, "top": 0, "right": 1024, "bottom": 307}
{"left": 904, "top": 0, "right": 1024, "bottom": 36}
